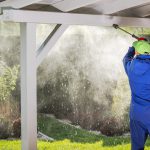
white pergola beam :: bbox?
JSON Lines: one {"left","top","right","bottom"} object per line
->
{"left": 0, "top": 0, "right": 42, "bottom": 8}
{"left": 97, "top": 0, "right": 150, "bottom": 14}
{"left": 1, "top": 9, "right": 150, "bottom": 27}
{"left": 37, "top": 24, "right": 68, "bottom": 67}
{"left": 39, "top": 0, "right": 102, "bottom": 12}
{"left": 131, "top": 5, "right": 150, "bottom": 17}
{"left": 20, "top": 23, "right": 37, "bottom": 150}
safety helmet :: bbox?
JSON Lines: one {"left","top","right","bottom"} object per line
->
{"left": 133, "top": 40, "right": 150, "bottom": 54}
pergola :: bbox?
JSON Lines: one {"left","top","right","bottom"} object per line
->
{"left": 0, "top": 0, "right": 150, "bottom": 150}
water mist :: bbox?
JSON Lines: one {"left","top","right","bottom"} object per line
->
{"left": 37, "top": 25, "right": 135, "bottom": 135}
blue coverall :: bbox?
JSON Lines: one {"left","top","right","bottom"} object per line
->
{"left": 123, "top": 47, "right": 150, "bottom": 150}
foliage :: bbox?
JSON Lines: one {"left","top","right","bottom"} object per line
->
{"left": 38, "top": 65, "right": 73, "bottom": 119}
{"left": 0, "top": 63, "right": 19, "bottom": 102}
{"left": 1, "top": 113, "right": 150, "bottom": 150}
{"left": 38, "top": 114, "right": 101, "bottom": 143}
{"left": 37, "top": 114, "right": 131, "bottom": 146}
{"left": 0, "top": 138, "right": 150, "bottom": 150}
{"left": 123, "top": 27, "right": 150, "bottom": 35}
{"left": 0, "top": 118, "right": 11, "bottom": 139}
{"left": 12, "top": 118, "right": 21, "bottom": 138}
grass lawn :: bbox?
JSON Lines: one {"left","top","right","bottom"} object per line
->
{"left": 0, "top": 114, "right": 150, "bottom": 150}
{"left": 1, "top": 139, "right": 150, "bottom": 150}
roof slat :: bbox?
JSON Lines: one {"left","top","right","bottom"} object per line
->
{"left": 87, "top": 0, "right": 150, "bottom": 15}
{"left": 0, "top": 0, "right": 42, "bottom": 8}
{"left": 39, "top": 0, "right": 102, "bottom": 12}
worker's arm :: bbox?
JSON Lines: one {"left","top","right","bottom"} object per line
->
{"left": 123, "top": 47, "right": 135, "bottom": 75}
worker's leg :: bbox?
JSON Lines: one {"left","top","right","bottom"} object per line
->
{"left": 130, "top": 119, "right": 148, "bottom": 150}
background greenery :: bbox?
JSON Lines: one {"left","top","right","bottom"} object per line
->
{"left": 1, "top": 114, "right": 150, "bottom": 150}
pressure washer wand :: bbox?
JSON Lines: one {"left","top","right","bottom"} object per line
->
{"left": 113, "top": 24, "right": 139, "bottom": 40}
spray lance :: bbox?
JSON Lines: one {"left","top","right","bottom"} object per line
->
{"left": 112, "top": 24, "right": 147, "bottom": 41}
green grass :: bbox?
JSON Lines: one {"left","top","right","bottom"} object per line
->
{"left": 0, "top": 139, "right": 150, "bottom": 150}
{"left": 37, "top": 114, "right": 130, "bottom": 145}
{"left": 1, "top": 114, "right": 150, "bottom": 150}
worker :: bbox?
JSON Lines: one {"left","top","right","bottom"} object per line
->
{"left": 123, "top": 39, "right": 150, "bottom": 150}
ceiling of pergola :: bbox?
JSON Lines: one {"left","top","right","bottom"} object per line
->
{"left": 24, "top": 0, "right": 150, "bottom": 18}
{"left": 0, "top": 0, "right": 150, "bottom": 18}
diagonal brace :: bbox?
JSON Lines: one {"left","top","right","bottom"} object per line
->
{"left": 36, "top": 24, "right": 68, "bottom": 67}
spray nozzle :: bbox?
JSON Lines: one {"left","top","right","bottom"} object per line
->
{"left": 113, "top": 24, "right": 119, "bottom": 29}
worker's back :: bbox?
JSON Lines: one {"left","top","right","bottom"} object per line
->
{"left": 126, "top": 54, "right": 150, "bottom": 124}
{"left": 123, "top": 41, "right": 150, "bottom": 150}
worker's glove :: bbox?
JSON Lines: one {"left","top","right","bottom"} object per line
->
{"left": 138, "top": 37, "right": 147, "bottom": 41}
{"left": 128, "top": 47, "right": 135, "bottom": 57}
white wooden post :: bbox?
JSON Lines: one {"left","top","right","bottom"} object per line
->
{"left": 20, "top": 23, "right": 37, "bottom": 150}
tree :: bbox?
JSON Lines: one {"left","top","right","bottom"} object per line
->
{"left": 0, "top": 62, "right": 19, "bottom": 102}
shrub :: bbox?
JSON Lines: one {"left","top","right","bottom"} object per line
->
{"left": 0, "top": 118, "right": 11, "bottom": 139}
{"left": 0, "top": 63, "right": 19, "bottom": 102}
{"left": 99, "top": 116, "right": 129, "bottom": 136}
{"left": 12, "top": 118, "right": 21, "bottom": 138}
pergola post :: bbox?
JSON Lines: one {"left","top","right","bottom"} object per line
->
{"left": 20, "top": 23, "right": 37, "bottom": 150}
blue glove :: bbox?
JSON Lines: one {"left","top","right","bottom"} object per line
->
{"left": 127, "top": 47, "right": 135, "bottom": 57}
{"left": 123, "top": 47, "right": 135, "bottom": 75}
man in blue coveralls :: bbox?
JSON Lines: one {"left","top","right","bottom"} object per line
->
{"left": 123, "top": 39, "right": 150, "bottom": 150}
